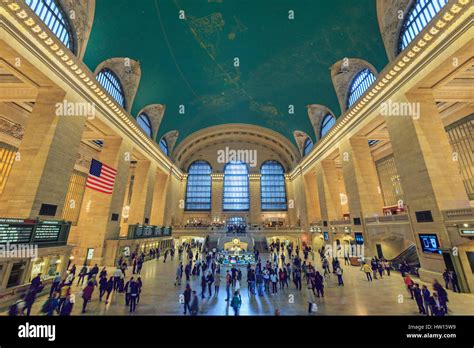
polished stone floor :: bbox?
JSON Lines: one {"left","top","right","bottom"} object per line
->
{"left": 10, "top": 251, "right": 474, "bottom": 316}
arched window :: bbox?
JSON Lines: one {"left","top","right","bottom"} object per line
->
{"left": 159, "top": 138, "right": 168, "bottom": 156}
{"left": 223, "top": 162, "right": 249, "bottom": 211}
{"left": 320, "top": 114, "right": 336, "bottom": 138}
{"left": 96, "top": 68, "right": 126, "bottom": 108}
{"left": 137, "top": 113, "right": 152, "bottom": 137}
{"left": 303, "top": 138, "right": 313, "bottom": 156}
{"left": 185, "top": 161, "right": 212, "bottom": 211}
{"left": 347, "top": 69, "right": 376, "bottom": 108}
{"left": 261, "top": 161, "right": 287, "bottom": 211}
{"left": 26, "top": 0, "right": 75, "bottom": 53}
{"left": 399, "top": 0, "right": 448, "bottom": 53}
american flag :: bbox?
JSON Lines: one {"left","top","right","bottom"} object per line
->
{"left": 86, "top": 159, "right": 117, "bottom": 194}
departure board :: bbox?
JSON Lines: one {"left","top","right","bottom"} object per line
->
{"left": 0, "top": 219, "right": 35, "bottom": 244}
{"left": 33, "top": 221, "right": 63, "bottom": 242}
{"left": 143, "top": 226, "right": 154, "bottom": 237}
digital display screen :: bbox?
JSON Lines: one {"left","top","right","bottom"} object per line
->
{"left": 354, "top": 232, "right": 364, "bottom": 245}
{"left": 34, "top": 221, "right": 62, "bottom": 242}
{"left": 0, "top": 221, "right": 34, "bottom": 244}
{"left": 419, "top": 234, "right": 441, "bottom": 254}
{"left": 323, "top": 232, "right": 329, "bottom": 241}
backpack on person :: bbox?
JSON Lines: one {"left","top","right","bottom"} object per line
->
{"left": 40, "top": 298, "right": 52, "bottom": 314}
{"left": 8, "top": 300, "right": 22, "bottom": 316}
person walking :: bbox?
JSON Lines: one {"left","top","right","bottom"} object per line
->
{"left": 314, "top": 271, "right": 324, "bottom": 298}
{"left": 175, "top": 262, "right": 183, "bottom": 286}
{"left": 449, "top": 271, "right": 460, "bottom": 293}
{"left": 77, "top": 265, "right": 88, "bottom": 286}
{"left": 404, "top": 274, "right": 414, "bottom": 299}
{"left": 183, "top": 284, "right": 192, "bottom": 314}
{"left": 225, "top": 270, "right": 231, "bottom": 301}
{"left": 105, "top": 277, "right": 114, "bottom": 304}
{"left": 412, "top": 283, "right": 426, "bottom": 314}
{"left": 230, "top": 290, "right": 242, "bottom": 316}
{"left": 124, "top": 277, "right": 134, "bottom": 306}
{"left": 270, "top": 270, "right": 278, "bottom": 295}
{"left": 433, "top": 280, "right": 448, "bottom": 314}
{"left": 59, "top": 294, "right": 74, "bottom": 316}
{"left": 129, "top": 279, "right": 139, "bottom": 313}
{"left": 200, "top": 274, "right": 207, "bottom": 299}
{"left": 214, "top": 272, "right": 220, "bottom": 296}
{"left": 206, "top": 271, "right": 214, "bottom": 297}
{"left": 112, "top": 267, "right": 123, "bottom": 292}
{"left": 361, "top": 263, "right": 372, "bottom": 282}
{"left": 99, "top": 275, "right": 107, "bottom": 301}
{"left": 422, "top": 285, "right": 432, "bottom": 316}
{"left": 50, "top": 272, "right": 61, "bottom": 297}
{"left": 335, "top": 266, "right": 344, "bottom": 286}
{"left": 190, "top": 290, "right": 199, "bottom": 316}
{"left": 81, "top": 280, "right": 94, "bottom": 314}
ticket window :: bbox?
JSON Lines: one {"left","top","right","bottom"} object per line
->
{"left": 30, "top": 258, "right": 46, "bottom": 281}
{"left": 47, "top": 256, "right": 61, "bottom": 278}
{"left": 7, "top": 262, "right": 27, "bottom": 288}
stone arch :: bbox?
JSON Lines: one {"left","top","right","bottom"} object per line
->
{"left": 94, "top": 58, "right": 141, "bottom": 114}
{"left": 173, "top": 124, "right": 300, "bottom": 173}
{"left": 307, "top": 104, "right": 337, "bottom": 141}
{"left": 293, "top": 130, "right": 312, "bottom": 157}
{"left": 59, "top": 0, "right": 96, "bottom": 60}
{"left": 162, "top": 130, "right": 179, "bottom": 157}
{"left": 330, "top": 58, "right": 378, "bottom": 114}
{"left": 376, "top": 0, "right": 412, "bottom": 62}
{"left": 136, "top": 104, "right": 166, "bottom": 142}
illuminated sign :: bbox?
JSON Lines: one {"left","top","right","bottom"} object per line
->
{"left": 419, "top": 234, "right": 442, "bottom": 254}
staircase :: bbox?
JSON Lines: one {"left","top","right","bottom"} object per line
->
{"left": 389, "top": 244, "right": 420, "bottom": 275}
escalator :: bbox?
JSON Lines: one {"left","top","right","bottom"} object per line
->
{"left": 389, "top": 244, "right": 420, "bottom": 276}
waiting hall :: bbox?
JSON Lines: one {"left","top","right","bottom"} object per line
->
{"left": 0, "top": 0, "right": 473, "bottom": 320}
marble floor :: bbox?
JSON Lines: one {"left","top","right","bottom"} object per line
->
{"left": 7, "top": 252, "right": 474, "bottom": 316}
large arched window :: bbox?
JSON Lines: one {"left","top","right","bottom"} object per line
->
{"left": 347, "top": 69, "right": 376, "bottom": 108}
{"left": 96, "top": 68, "right": 126, "bottom": 108}
{"left": 260, "top": 161, "right": 287, "bottom": 211}
{"left": 137, "top": 113, "right": 152, "bottom": 137}
{"left": 26, "top": 0, "right": 75, "bottom": 53}
{"left": 303, "top": 138, "right": 313, "bottom": 156}
{"left": 159, "top": 138, "right": 168, "bottom": 156}
{"left": 223, "top": 162, "right": 249, "bottom": 211}
{"left": 320, "top": 114, "right": 336, "bottom": 138}
{"left": 399, "top": 0, "right": 448, "bottom": 53}
{"left": 185, "top": 161, "right": 212, "bottom": 211}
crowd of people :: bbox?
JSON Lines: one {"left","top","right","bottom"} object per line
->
{"left": 7, "top": 247, "right": 172, "bottom": 316}
{"left": 6, "top": 240, "right": 464, "bottom": 317}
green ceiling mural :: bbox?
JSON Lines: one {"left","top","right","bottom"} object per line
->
{"left": 84, "top": 0, "right": 388, "bottom": 146}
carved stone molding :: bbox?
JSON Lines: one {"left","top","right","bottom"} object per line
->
{"left": 376, "top": 0, "right": 412, "bottom": 62}
{"left": 162, "top": 130, "right": 179, "bottom": 157}
{"left": 0, "top": 116, "right": 24, "bottom": 140}
{"left": 58, "top": 0, "right": 95, "bottom": 60}
{"left": 293, "top": 130, "right": 312, "bottom": 157}
{"left": 307, "top": 104, "right": 336, "bottom": 141}
{"left": 94, "top": 58, "right": 142, "bottom": 114}
{"left": 330, "top": 58, "right": 378, "bottom": 115}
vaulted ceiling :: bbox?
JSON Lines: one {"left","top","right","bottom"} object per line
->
{"left": 84, "top": 0, "right": 388, "bottom": 146}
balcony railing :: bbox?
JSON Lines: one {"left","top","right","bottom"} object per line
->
{"left": 329, "top": 220, "right": 351, "bottom": 226}
{"left": 443, "top": 208, "right": 474, "bottom": 220}
{"left": 365, "top": 214, "right": 409, "bottom": 224}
